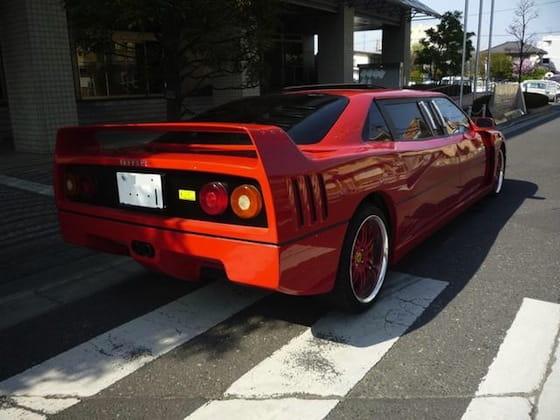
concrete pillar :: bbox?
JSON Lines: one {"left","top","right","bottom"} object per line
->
{"left": 381, "top": 11, "right": 412, "bottom": 85}
{"left": 317, "top": 6, "right": 354, "bottom": 84}
{"left": 302, "top": 34, "right": 316, "bottom": 85}
{"left": 0, "top": 0, "right": 78, "bottom": 153}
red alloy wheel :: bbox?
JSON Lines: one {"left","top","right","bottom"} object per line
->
{"left": 349, "top": 214, "right": 389, "bottom": 303}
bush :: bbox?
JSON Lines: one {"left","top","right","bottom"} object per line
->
{"left": 521, "top": 69, "right": 548, "bottom": 81}
{"left": 523, "top": 92, "right": 549, "bottom": 108}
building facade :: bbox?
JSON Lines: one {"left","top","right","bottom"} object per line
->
{"left": 537, "top": 34, "right": 560, "bottom": 72}
{"left": 0, "top": 0, "right": 437, "bottom": 153}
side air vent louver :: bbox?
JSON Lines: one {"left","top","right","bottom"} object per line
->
{"left": 303, "top": 175, "right": 317, "bottom": 223}
{"left": 317, "top": 173, "right": 329, "bottom": 219}
{"left": 291, "top": 173, "right": 328, "bottom": 228}
{"left": 291, "top": 178, "right": 304, "bottom": 227}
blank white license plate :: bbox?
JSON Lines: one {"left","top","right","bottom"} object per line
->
{"left": 116, "top": 172, "right": 163, "bottom": 209}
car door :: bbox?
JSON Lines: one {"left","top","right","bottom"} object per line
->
{"left": 372, "top": 98, "right": 463, "bottom": 244}
{"left": 430, "top": 97, "right": 487, "bottom": 201}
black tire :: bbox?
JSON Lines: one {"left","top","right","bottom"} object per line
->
{"left": 329, "top": 204, "right": 390, "bottom": 313}
{"left": 492, "top": 147, "right": 505, "bottom": 195}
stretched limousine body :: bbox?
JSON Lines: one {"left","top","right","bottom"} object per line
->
{"left": 55, "top": 88, "right": 505, "bottom": 311}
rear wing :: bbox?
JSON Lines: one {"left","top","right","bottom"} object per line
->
{"left": 56, "top": 122, "right": 312, "bottom": 176}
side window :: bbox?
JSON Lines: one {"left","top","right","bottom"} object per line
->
{"left": 382, "top": 102, "right": 433, "bottom": 140}
{"left": 363, "top": 102, "right": 392, "bottom": 141}
{"left": 432, "top": 97, "right": 469, "bottom": 135}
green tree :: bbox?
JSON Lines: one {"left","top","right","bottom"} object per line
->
{"left": 64, "top": 0, "right": 279, "bottom": 120}
{"left": 478, "top": 53, "right": 513, "bottom": 81}
{"left": 415, "top": 11, "right": 474, "bottom": 81}
{"left": 410, "top": 70, "right": 425, "bottom": 84}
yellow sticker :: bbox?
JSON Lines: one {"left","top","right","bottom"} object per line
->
{"left": 178, "top": 189, "right": 196, "bottom": 201}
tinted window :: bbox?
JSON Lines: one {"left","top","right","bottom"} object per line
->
{"left": 432, "top": 97, "right": 469, "bottom": 135}
{"left": 190, "top": 93, "right": 349, "bottom": 145}
{"left": 363, "top": 102, "right": 392, "bottom": 141}
{"left": 382, "top": 102, "right": 433, "bottom": 140}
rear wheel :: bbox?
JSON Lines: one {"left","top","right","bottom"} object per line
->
{"left": 493, "top": 148, "right": 505, "bottom": 195}
{"left": 330, "top": 204, "right": 389, "bottom": 312}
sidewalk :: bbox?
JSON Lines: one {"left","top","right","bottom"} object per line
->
{"left": 0, "top": 152, "right": 138, "bottom": 330}
{"left": 0, "top": 106, "right": 558, "bottom": 330}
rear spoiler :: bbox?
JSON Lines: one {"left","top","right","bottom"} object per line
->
{"left": 56, "top": 122, "right": 312, "bottom": 176}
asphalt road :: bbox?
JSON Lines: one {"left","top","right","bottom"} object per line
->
{"left": 0, "top": 109, "right": 559, "bottom": 420}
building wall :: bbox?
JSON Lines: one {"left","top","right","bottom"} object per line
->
{"left": 538, "top": 34, "right": 560, "bottom": 71}
{"left": 0, "top": 0, "right": 78, "bottom": 153}
{"left": 0, "top": 106, "right": 11, "bottom": 145}
{"left": 77, "top": 97, "right": 214, "bottom": 125}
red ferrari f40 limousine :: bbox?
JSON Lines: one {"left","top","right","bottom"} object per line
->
{"left": 54, "top": 86, "right": 505, "bottom": 312}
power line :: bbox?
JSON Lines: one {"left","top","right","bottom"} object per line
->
{"left": 477, "top": 30, "right": 560, "bottom": 37}
{"left": 411, "top": 0, "right": 560, "bottom": 21}
{"left": 468, "top": 0, "right": 560, "bottom": 17}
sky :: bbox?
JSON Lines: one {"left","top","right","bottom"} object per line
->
{"left": 354, "top": 0, "right": 560, "bottom": 51}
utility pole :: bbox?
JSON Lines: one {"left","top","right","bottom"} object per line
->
{"left": 486, "top": 0, "right": 495, "bottom": 92}
{"left": 459, "top": 0, "right": 470, "bottom": 108}
{"left": 473, "top": 0, "right": 484, "bottom": 101}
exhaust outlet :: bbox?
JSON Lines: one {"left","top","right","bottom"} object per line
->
{"left": 131, "top": 240, "right": 155, "bottom": 258}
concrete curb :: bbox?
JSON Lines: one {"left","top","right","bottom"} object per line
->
{"left": 499, "top": 105, "right": 559, "bottom": 137}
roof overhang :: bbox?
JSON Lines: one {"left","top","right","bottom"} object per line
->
{"left": 281, "top": 0, "right": 441, "bottom": 31}
{"left": 352, "top": 0, "right": 441, "bottom": 31}
{"left": 396, "top": 0, "right": 440, "bottom": 17}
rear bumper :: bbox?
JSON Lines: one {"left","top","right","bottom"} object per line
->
{"left": 58, "top": 211, "right": 346, "bottom": 295}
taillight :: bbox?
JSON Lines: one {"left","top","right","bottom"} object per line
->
{"left": 199, "top": 182, "right": 229, "bottom": 215}
{"left": 230, "top": 184, "right": 262, "bottom": 219}
{"left": 63, "top": 173, "right": 80, "bottom": 198}
{"left": 80, "top": 175, "right": 98, "bottom": 200}
{"left": 63, "top": 171, "right": 98, "bottom": 200}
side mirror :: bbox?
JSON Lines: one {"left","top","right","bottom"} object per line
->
{"left": 474, "top": 117, "right": 496, "bottom": 128}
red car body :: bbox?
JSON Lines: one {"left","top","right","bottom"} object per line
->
{"left": 54, "top": 88, "right": 505, "bottom": 304}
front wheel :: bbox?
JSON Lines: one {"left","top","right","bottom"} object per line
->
{"left": 330, "top": 204, "right": 390, "bottom": 312}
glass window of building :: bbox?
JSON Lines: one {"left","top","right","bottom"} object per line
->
{"left": 75, "top": 31, "right": 163, "bottom": 99}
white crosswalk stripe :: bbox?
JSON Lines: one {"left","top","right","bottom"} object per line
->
{"left": 186, "top": 274, "right": 447, "bottom": 419}
{"left": 3, "top": 274, "right": 559, "bottom": 420}
{"left": 12, "top": 274, "right": 559, "bottom": 419}
{"left": 461, "top": 298, "right": 560, "bottom": 420}
{"left": 1, "top": 272, "right": 447, "bottom": 419}
{"left": 0, "top": 282, "right": 266, "bottom": 417}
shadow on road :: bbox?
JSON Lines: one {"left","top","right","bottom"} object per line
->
{"left": 0, "top": 179, "right": 538, "bottom": 388}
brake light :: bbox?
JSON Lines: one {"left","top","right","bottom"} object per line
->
{"left": 200, "top": 182, "right": 229, "bottom": 215}
{"left": 80, "top": 175, "right": 98, "bottom": 200}
{"left": 63, "top": 171, "right": 98, "bottom": 200}
{"left": 230, "top": 184, "right": 262, "bottom": 219}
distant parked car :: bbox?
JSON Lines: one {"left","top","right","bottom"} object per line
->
{"left": 522, "top": 80, "right": 558, "bottom": 102}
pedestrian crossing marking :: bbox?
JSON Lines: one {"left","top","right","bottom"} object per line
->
{"left": 186, "top": 399, "right": 339, "bottom": 420}
{"left": 0, "top": 282, "right": 266, "bottom": 417}
{"left": 461, "top": 298, "right": 560, "bottom": 420}
{"left": 186, "top": 273, "right": 447, "bottom": 419}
